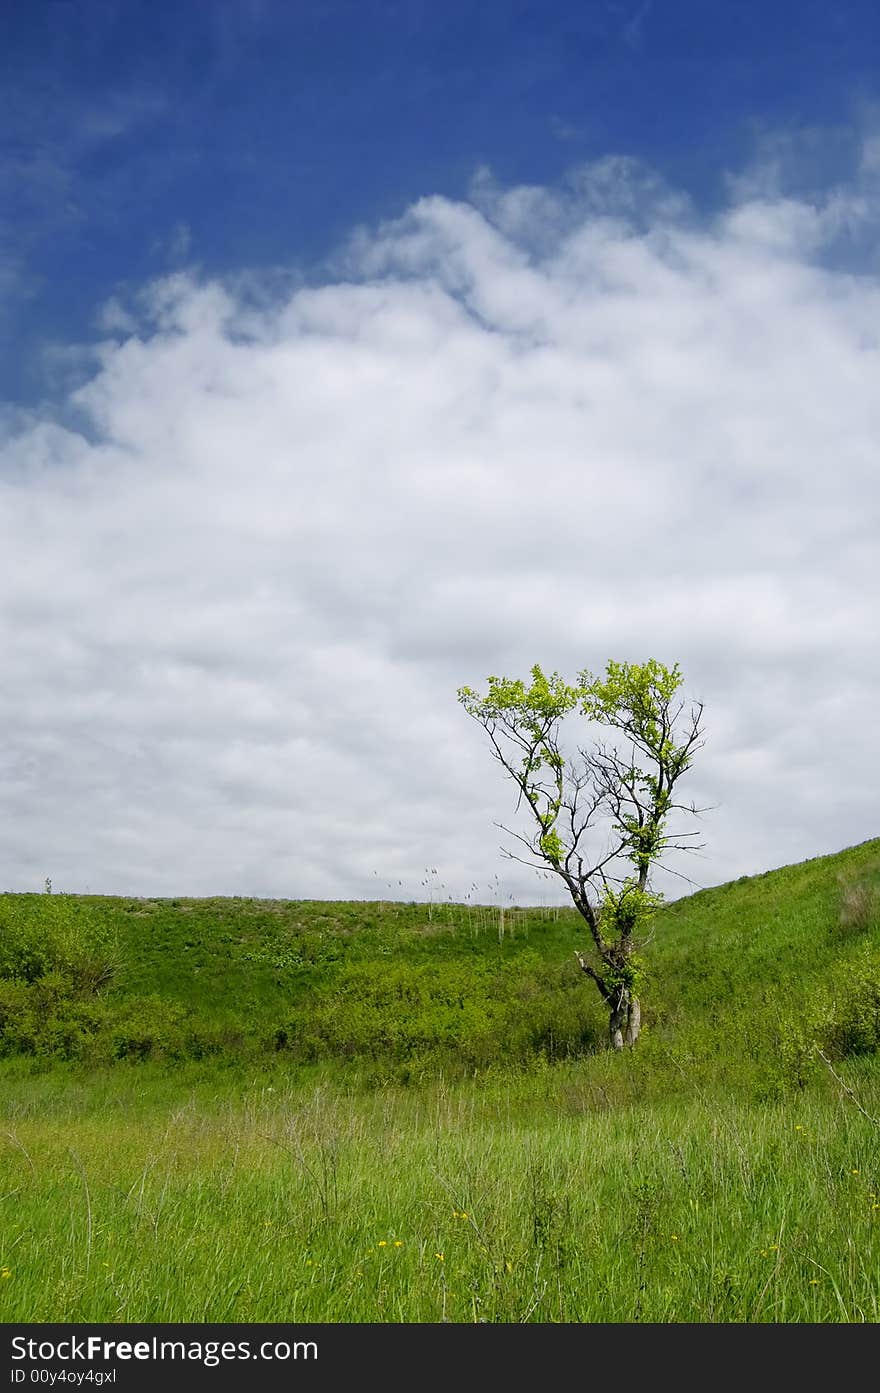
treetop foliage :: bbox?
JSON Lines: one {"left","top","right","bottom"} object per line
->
{"left": 458, "top": 665, "right": 580, "bottom": 726}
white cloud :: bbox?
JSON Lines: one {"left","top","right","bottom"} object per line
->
{"left": 2, "top": 146, "right": 879, "bottom": 902}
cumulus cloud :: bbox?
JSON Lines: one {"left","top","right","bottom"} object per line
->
{"left": 2, "top": 146, "right": 879, "bottom": 901}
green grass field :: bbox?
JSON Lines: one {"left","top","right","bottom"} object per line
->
{"left": 1, "top": 837, "right": 878, "bottom": 1321}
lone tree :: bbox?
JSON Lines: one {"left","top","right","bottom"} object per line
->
{"left": 457, "top": 660, "right": 706, "bottom": 1049}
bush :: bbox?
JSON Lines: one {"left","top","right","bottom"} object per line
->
{"left": 0, "top": 978, "right": 40, "bottom": 1056}
{"left": 271, "top": 955, "right": 602, "bottom": 1077}
{"left": 822, "top": 958, "right": 880, "bottom": 1057}
{"left": 834, "top": 866, "right": 880, "bottom": 938}
{"left": 0, "top": 897, "right": 123, "bottom": 1061}
{"left": 774, "top": 947, "right": 880, "bottom": 1091}
{"left": 0, "top": 895, "right": 120, "bottom": 988}
{"left": 110, "top": 997, "right": 190, "bottom": 1061}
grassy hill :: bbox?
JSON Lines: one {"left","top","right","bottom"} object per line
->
{"left": 1, "top": 836, "right": 878, "bottom": 1097}
{"left": 1, "top": 838, "right": 879, "bottom": 1322}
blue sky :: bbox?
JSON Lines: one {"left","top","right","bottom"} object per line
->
{"left": 6, "top": 0, "right": 880, "bottom": 405}
{"left": 2, "top": 1, "right": 880, "bottom": 900}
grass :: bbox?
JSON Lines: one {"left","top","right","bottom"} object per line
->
{"left": 1, "top": 1065, "right": 878, "bottom": 1322}
{"left": 0, "top": 836, "right": 878, "bottom": 1322}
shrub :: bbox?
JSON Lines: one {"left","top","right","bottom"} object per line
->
{"left": 834, "top": 866, "right": 880, "bottom": 938}
{"left": 0, "top": 979, "right": 39, "bottom": 1056}
{"left": 774, "top": 947, "right": 880, "bottom": 1091}
{"left": 822, "top": 957, "right": 880, "bottom": 1057}
{"left": 0, "top": 895, "right": 120, "bottom": 989}
{"left": 110, "top": 997, "right": 190, "bottom": 1061}
{"left": 270, "top": 954, "right": 601, "bottom": 1077}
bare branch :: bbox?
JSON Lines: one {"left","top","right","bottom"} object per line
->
{"left": 574, "top": 951, "right": 611, "bottom": 1002}
{"left": 498, "top": 846, "right": 564, "bottom": 874}
{"left": 651, "top": 860, "right": 705, "bottom": 887}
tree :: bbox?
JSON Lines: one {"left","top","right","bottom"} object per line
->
{"left": 457, "top": 659, "right": 706, "bottom": 1050}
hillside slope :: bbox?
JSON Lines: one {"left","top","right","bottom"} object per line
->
{"left": 0, "top": 837, "right": 878, "bottom": 1094}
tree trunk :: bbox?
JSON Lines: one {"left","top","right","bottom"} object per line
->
{"left": 625, "top": 996, "right": 641, "bottom": 1047}
{"left": 609, "top": 996, "right": 627, "bottom": 1051}
{"left": 609, "top": 990, "right": 641, "bottom": 1050}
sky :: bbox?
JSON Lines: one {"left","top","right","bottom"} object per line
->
{"left": 2, "top": 0, "right": 879, "bottom": 904}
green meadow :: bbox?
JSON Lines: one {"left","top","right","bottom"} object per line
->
{"left": 1, "top": 837, "right": 879, "bottom": 1322}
